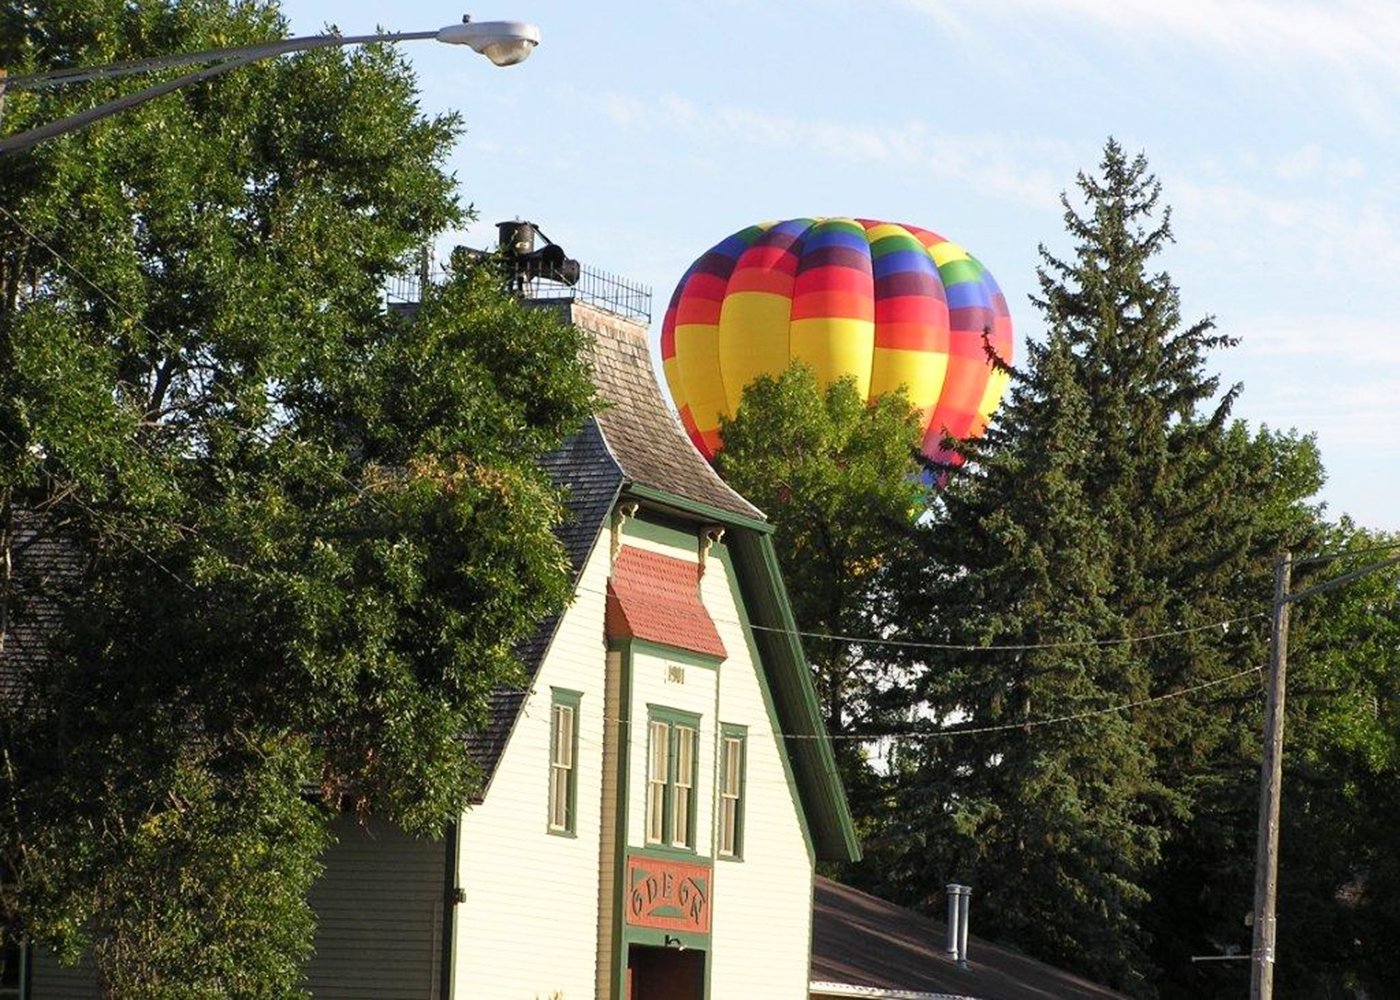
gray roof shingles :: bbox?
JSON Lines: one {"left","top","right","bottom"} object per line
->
{"left": 580, "top": 303, "right": 763, "bottom": 522}
{"left": 812, "top": 877, "right": 1129, "bottom": 1000}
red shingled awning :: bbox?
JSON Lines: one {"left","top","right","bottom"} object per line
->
{"left": 606, "top": 545, "right": 726, "bottom": 659}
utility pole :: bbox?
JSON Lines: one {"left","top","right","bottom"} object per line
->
{"left": 1248, "top": 546, "right": 1400, "bottom": 999}
{"left": 1250, "top": 551, "right": 1291, "bottom": 1000}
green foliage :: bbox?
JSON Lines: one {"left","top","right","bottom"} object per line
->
{"left": 1271, "top": 526, "right": 1400, "bottom": 997}
{"left": 716, "top": 364, "right": 929, "bottom": 802}
{"left": 862, "top": 140, "right": 1325, "bottom": 995}
{"left": 0, "top": 2, "right": 595, "bottom": 996}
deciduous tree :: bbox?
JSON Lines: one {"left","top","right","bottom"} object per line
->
{"left": 0, "top": 3, "right": 594, "bottom": 995}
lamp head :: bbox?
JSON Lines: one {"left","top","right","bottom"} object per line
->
{"left": 437, "top": 17, "right": 540, "bottom": 66}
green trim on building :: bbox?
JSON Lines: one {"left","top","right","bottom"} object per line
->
{"left": 631, "top": 638, "right": 722, "bottom": 670}
{"left": 625, "top": 483, "right": 772, "bottom": 535}
{"left": 621, "top": 515, "right": 702, "bottom": 550}
{"left": 609, "top": 644, "right": 634, "bottom": 1000}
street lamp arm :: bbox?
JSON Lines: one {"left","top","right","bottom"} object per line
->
{"left": 0, "top": 31, "right": 437, "bottom": 91}
{"left": 1285, "top": 552, "right": 1400, "bottom": 605}
{"left": 0, "top": 17, "right": 539, "bottom": 155}
{"left": 0, "top": 53, "right": 262, "bottom": 156}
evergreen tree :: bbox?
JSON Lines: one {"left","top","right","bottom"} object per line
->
{"left": 869, "top": 140, "right": 1323, "bottom": 994}
{"left": 0, "top": 3, "right": 594, "bottom": 995}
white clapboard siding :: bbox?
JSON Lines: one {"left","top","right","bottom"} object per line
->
{"left": 705, "top": 542, "right": 815, "bottom": 1000}
{"left": 620, "top": 524, "right": 815, "bottom": 999}
{"left": 304, "top": 815, "right": 446, "bottom": 999}
{"left": 451, "top": 533, "right": 611, "bottom": 999}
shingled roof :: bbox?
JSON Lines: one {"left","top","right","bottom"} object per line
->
{"left": 812, "top": 877, "right": 1129, "bottom": 1000}
{"left": 574, "top": 302, "right": 763, "bottom": 522}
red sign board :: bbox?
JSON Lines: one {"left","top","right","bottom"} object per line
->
{"left": 625, "top": 856, "right": 711, "bottom": 933}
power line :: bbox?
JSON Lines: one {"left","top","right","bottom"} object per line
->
{"left": 1294, "top": 539, "right": 1400, "bottom": 568}
{"left": 748, "top": 614, "right": 1265, "bottom": 652}
{"left": 549, "top": 663, "right": 1264, "bottom": 755}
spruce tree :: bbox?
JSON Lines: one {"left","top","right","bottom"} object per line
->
{"left": 870, "top": 140, "right": 1323, "bottom": 994}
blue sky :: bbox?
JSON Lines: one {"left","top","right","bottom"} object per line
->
{"left": 280, "top": 0, "right": 1399, "bottom": 530}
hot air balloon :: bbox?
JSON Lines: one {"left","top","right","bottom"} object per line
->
{"left": 660, "top": 217, "right": 1012, "bottom": 470}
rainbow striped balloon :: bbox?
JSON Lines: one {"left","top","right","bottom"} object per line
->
{"left": 660, "top": 217, "right": 1013, "bottom": 469}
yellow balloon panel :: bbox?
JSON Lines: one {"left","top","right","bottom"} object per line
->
{"left": 790, "top": 316, "right": 875, "bottom": 399}
{"left": 674, "top": 322, "right": 728, "bottom": 435}
{"left": 973, "top": 367, "right": 1012, "bottom": 434}
{"left": 870, "top": 346, "right": 950, "bottom": 416}
{"left": 717, "top": 291, "right": 793, "bottom": 415}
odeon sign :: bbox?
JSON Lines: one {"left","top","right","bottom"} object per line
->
{"left": 625, "top": 856, "right": 711, "bottom": 933}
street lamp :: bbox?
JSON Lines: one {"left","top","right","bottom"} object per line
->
{"left": 0, "top": 16, "right": 540, "bottom": 155}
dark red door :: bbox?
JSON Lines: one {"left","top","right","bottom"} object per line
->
{"left": 627, "top": 945, "right": 704, "bottom": 1000}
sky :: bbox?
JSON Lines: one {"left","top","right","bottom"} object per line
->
{"left": 279, "top": 0, "right": 1400, "bottom": 530}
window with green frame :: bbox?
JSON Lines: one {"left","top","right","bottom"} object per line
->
{"left": 548, "top": 688, "right": 582, "bottom": 835}
{"left": 718, "top": 724, "right": 747, "bottom": 859}
{"left": 645, "top": 707, "right": 701, "bottom": 850}
{"left": 0, "top": 940, "right": 26, "bottom": 1000}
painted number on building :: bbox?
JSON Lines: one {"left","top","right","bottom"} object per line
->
{"left": 625, "top": 856, "right": 711, "bottom": 933}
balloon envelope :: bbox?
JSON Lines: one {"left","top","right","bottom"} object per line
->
{"left": 661, "top": 217, "right": 1013, "bottom": 469}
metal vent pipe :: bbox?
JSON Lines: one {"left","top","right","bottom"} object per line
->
{"left": 945, "top": 883, "right": 972, "bottom": 968}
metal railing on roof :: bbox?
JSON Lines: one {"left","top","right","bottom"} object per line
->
{"left": 386, "top": 251, "right": 652, "bottom": 325}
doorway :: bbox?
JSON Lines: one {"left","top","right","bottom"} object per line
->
{"left": 626, "top": 944, "right": 704, "bottom": 1000}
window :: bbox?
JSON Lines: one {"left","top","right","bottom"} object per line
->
{"left": 548, "top": 689, "right": 581, "bottom": 835}
{"left": 647, "top": 720, "right": 669, "bottom": 844}
{"left": 719, "top": 725, "right": 747, "bottom": 859}
{"left": 0, "top": 941, "right": 26, "bottom": 1000}
{"left": 673, "top": 726, "right": 695, "bottom": 849}
{"left": 645, "top": 708, "right": 700, "bottom": 851}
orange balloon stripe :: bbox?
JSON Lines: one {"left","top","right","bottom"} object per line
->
{"left": 875, "top": 319, "right": 948, "bottom": 353}
{"left": 727, "top": 266, "right": 797, "bottom": 297}
{"left": 790, "top": 287, "right": 875, "bottom": 322}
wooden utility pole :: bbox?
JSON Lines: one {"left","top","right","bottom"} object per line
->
{"left": 1250, "top": 550, "right": 1291, "bottom": 1000}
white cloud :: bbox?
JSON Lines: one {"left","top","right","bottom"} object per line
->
{"left": 894, "top": 0, "right": 1400, "bottom": 129}
{"left": 1231, "top": 315, "right": 1400, "bottom": 366}
{"left": 589, "top": 90, "right": 1087, "bottom": 212}
{"left": 896, "top": 0, "right": 1400, "bottom": 70}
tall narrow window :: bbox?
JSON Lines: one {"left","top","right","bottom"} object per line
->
{"left": 647, "top": 720, "right": 670, "bottom": 844}
{"left": 645, "top": 708, "right": 701, "bottom": 851}
{"left": 548, "top": 689, "right": 581, "bottom": 835}
{"left": 672, "top": 724, "right": 697, "bottom": 849}
{"left": 719, "top": 725, "right": 747, "bottom": 859}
